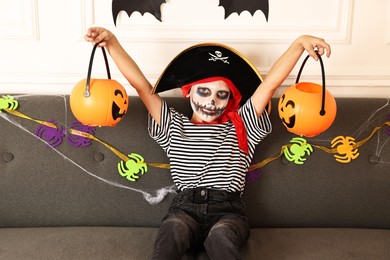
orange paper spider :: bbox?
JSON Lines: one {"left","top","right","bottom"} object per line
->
{"left": 331, "top": 136, "right": 359, "bottom": 163}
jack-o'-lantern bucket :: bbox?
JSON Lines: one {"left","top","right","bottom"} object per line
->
{"left": 70, "top": 43, "right": 128, "bottom": 127}
{"left": 278, "top": 51, "right": 336, "bottom": 137}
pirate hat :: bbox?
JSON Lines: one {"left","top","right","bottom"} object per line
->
{"left": 152, "top": 42, "right": 263, "bottom": 106}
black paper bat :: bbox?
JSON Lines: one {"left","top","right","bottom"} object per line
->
{"left": 112, "top": 0, "right": 269, "bottom": 25}
{"left": 219, "top": 0, "right": 268, "bottom": 20}
{"left": 112, "top": 0, "right": 165, "bottom": 24}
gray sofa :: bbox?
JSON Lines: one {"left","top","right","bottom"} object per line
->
{"left": 1, "top": 94, "right": 390, "bottom": 259}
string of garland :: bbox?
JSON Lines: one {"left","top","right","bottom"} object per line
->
{"left": 1, "top": 95, "right": 389, "bottom": 183}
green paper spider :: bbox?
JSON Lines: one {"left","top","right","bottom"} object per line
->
{"left": 284, "top": 137, "right": 313, "bottom": 165}
{"left": 118, "top": 153, "right": 148, "bottom": 182}
{"left": 0, "top": 95, "right": 18, "bottom": 111}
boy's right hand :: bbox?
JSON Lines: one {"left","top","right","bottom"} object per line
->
{"left": 84, "top": 27, "right": 115, "bottom": 47}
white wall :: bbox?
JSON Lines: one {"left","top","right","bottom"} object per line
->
{"left": 0, "top": 0, "right": 389, "bottom": 98}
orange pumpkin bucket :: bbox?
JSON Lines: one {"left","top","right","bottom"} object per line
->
{"left": 278, "top": 51, "right": 336, "bottom": 137}
{"left": 70, "top": 43, "right": 128, "bottom": 127}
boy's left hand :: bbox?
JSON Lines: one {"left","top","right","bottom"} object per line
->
{"left": 298, "top": 35, "right": 331, "bottom": 60}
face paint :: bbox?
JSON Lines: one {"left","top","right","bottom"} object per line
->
{"left": 189, "top": 80, "right": 230, "bottom": 123}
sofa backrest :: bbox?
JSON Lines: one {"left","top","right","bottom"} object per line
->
{"left": 0, "top": 95, "right": 389, "bottom": 229}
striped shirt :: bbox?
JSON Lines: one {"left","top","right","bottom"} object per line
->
{"left": 148, "top": 98, "right": 272, "bottom": 192}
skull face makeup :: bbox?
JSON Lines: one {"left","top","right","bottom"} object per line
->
{"left": 188, "top": 80, "right": 231, "bottom": 123}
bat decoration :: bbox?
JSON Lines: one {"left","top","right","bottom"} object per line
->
{"left": 112, "top": 0, "right": 166, "bottom": 25}
{"left": 112, "top": 0, "right": 269, "bottom": 25}
{"left": 219, "top": 0, "right": 269, "bottom": 21}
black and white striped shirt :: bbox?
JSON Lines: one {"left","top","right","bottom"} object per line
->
{"left": 148, "top": 98, "right": 272, "bottom": 192}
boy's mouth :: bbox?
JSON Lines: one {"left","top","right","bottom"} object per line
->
{"left": 201, "top": 107, "right": 216, "bottom": 116}
{"left": 192, "top": 101, "right": 226, "bottom": 117}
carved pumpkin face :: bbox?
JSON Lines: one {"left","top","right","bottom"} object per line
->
{"left": 111, "top": 89, "right": 128, "bottom": 122}
{"left": 278, "top": 82, "right": 337, "bottom": 137}
{"left": 70, "top": 79, "right": 128, "bottom": 127}
{"left": 278, "top": 94, "right": 296, "bottom": 129}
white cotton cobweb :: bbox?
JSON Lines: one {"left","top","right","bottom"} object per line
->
{"left": 0, "top": 94, "right": 175, "bottom": 205}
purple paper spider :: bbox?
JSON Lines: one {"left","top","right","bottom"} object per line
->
{"left": 246, "top": 159, "right": 265, "bottom": 184}
{"left": 35, "top": 120, "right": 65, "bottom": 148}
{"left": 67, "top": 120, "right": 96, "bottom": 147}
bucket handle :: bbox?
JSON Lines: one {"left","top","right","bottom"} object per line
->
{"left": 84, "top": 42, "right": 111, "bottom": 97}
{"left": 295, "top": 51, "right": 326, "bottom": 116}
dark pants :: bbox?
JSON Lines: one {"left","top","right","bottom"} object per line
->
{"left": 151, "top": 188, "right": 250, "bottom": 260}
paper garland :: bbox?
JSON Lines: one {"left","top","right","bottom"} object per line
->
{"left": 1, "top": 95, "right": 390, "bottom": 183}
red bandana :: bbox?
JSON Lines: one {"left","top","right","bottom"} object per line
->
{"left": 181, "top": 76, "right": 249, "bottom": 154}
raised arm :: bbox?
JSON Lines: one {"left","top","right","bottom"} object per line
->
{"left": 251, "top": 35, "right": 331, "bottom": 117}
{"left": 84, "top": 27, "right": 162, "bottom": 125}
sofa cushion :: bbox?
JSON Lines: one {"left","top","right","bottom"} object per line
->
{"left": 243, "top": 228, "right": 390, "bottom": 259}
{"left": 1, "top": 227, "right": 389, "bottom": 259}
{"left": 0, "top": 227, "right": 157, "bottom": 260}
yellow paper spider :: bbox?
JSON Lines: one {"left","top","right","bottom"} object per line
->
{"left": 331, "top": 136, "right": 359, "bottom": 163}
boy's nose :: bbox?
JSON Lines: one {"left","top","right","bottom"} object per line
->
{"left": 210, "top": 99, "right": 215, "bottom": 105}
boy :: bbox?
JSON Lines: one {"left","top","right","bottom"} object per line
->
{"left": 85, "top": 28, "right": 331, "bottom": 259}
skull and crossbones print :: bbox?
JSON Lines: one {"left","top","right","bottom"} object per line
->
{"left": 209, "top": 51, "right": 230, "bottom": 64}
